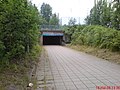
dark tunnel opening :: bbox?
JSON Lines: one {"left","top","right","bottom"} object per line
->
{"left": 43, "top": 36, "right": 63, "bottom": 45}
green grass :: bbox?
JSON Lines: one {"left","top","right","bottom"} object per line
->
{"left": 0, "top": 44, "right": 42, "bottom": 90}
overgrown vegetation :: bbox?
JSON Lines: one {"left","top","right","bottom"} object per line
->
{"left": 64, "top": 25, "right": 86, "bottom": 42}
{"left": 71, "top": 25, "right": 120, "bottom": 52}
{"left": 0, "top": 0, "right": 41, "bottom": 64}
{"left": 0, "top": 45, "right": 42, "bottom": 90}
{"left": 65, "top": 25, "right": 120, "bottom": 64}
{"left": 85, "top": 0, "right": 120, "bottom": 30}
{"left": 0, "top": 0, "right": 42, "bottom": 89}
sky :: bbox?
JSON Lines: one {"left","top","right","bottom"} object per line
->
{"left": 31, "top": 0, "right": 95, "bottom": 25}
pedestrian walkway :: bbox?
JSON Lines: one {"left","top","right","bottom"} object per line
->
{"left": 36, "top": 46, "right": 120, "bottom": 90}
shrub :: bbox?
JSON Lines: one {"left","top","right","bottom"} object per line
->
{"left": 71, "top": 25, "right": 120, "bottom": 52}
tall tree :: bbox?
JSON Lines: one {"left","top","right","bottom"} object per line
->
{"left": 85, "top": 0, "right": 120, "bottom": 30}
{"left": 40, "top": 3, "right": 52, "bottom": 24}
{"left": 85, "top": 0, "right": 112, "bottom": 27}
{"left": 85, "top": 0, "right": 103, "bottom": 25}
{"left": 111, "top": 0, "right": 120, "bottom": 30}
{"left": 100, "top": 0, "right": 112, "bottom": 27}
{"left": 49, "top": 13, "right": 59, "bottom": 25}
{"left": 68, "top": 18, "right": 76, "bottom": 26}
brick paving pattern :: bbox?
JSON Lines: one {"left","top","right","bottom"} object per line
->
{"left": 36, "top": 46, "right": 120, "bottom": 90}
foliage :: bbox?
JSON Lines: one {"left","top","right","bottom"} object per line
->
{"left": 85, "top": 0, "right": 120, "bottom": 30}
{"left": 71, "top": 25, "right": 120, "bottom": 51}
{"left": 0, "top": 44, "right": 42, "bottom": 90}
{"left": 40, "top": 3, "right": 52, "bottom": 24}
{"left": 68, "top": 18, "right": 76, "bottom": 26}
{"left": 0, "top": 0, "right": 42, "bottom": 87}
{"left": 0, "top": 0, "right": 41, "bottom": 64}
{"left": 40, "top": 3, "right": 59, "bottom": 25}
{"left": 63, "top": 25, "right": 86, "bottom": 42}
{"left": 49, "top": 13, "right": 59, "bottom": 25}
{"left": 111, "top": 0, "right": 120, "bottom": 30}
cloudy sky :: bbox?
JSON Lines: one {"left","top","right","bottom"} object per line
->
{"left": 31, "top": 0, "right": 94, "bottom": 24}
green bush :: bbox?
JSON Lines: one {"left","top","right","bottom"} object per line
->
{"left": 0, "top": 0, "right": 42, "bottom": 66}
{"left": 71, "top": 25, "right": 120, "bottom": 51}
{"left": 64, "top": 25, "right": 86, "bottom": 42}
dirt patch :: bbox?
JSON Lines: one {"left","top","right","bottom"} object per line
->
{"left": 67, "top": 44, "right": 120, "bottom": 64}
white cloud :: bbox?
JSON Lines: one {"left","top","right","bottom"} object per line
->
{"left": 31, "top": 0, "right": 94, "bottom": 24}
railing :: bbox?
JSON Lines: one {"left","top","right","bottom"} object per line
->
{"left": 40, "top": 25, "right": 63, "bottom": 31}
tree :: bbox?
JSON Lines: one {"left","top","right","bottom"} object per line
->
{"left": 40, "top": 3, "right": 52, "bottom": 24}
{"left": 68, "top": 18, "right": 76, "bottom": 26}
{"left": 85, "top": 0, "right": 120, "bottom": 30}
{"left": 85, "top": 0, "right": 112, "bottom": 27}
{"left": 49, "top": 13, "right": 59, "bottom": 25}
{"left": 100, "top": 0, "right": 112, "bottom": 27}
{"left": 111, "top": 0, "right": 120, "bottom": 30}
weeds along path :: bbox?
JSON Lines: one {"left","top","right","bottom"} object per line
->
{"left": 36, "top": 48, "right": 55, "bottom": 90}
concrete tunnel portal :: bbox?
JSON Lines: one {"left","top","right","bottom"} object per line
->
{"left": 41, "top": 31, "right": 64, "bottom": 45}
{"left": 43, "top": 36, "right": 63, "bottom": 45}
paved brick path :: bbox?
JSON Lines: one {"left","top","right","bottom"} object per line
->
{"left": 36, "top": 46, "right": 120, "bottom": 90}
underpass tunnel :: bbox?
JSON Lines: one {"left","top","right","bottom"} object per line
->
{"left": 43, "top": 36, "right": 63, "bottom": 45}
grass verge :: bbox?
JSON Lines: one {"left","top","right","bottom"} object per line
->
{"left": 67, "top": 44, "right": 120, "bottom": 64}
{"left": 0, "top": 44, "right": 42, "bottom": 90}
